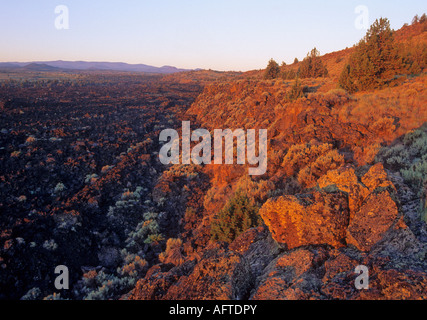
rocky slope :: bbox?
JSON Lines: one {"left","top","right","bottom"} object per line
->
{"left": 127, "top": 21, "right": 427, "bottom": 299}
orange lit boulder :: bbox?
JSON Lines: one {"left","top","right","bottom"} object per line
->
{"left": 259, "top": 190, "right": 350, "bottom": 249}
{"left": 361, "top": 163, "right": 395, "bottom": 192}
{"left": 318, "top": 167, "right": 370, "bottom": 219}
{"left": 346, "top": 190, "right": 400, "bottom": 252}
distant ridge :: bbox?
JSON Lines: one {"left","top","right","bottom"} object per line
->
{"left": 0, "top": 60, "right": 192, "bottom": 74}
{"left": 20, "top": 63, "right": 61, "bottom": 72}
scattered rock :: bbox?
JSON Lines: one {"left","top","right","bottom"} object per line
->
{"left": 129, "top": 243, "right": 253, "bottom": 300}
{"left": 251, "top": 248, "right": 327, "bottom": 300}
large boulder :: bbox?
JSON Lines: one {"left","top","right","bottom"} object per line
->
{"left": 127, "top": 262, "right": 194, "bottom": 300}
{"left": 259, "top": 190, "right": 350, "bottom": 249}
{"left": 318, "top": 164, "right": 403, "bottom": 252}
{"left": 361, "top": 163, "right": 395, "bottom": 192}
{"left": 346, "top": 190, "right": 400, "bottom": 252}
{"left": 318, "top": 167, "right": 370, "bottom": 219}
{"left": 251, "top": 245, "right": 427, "bottom": 300}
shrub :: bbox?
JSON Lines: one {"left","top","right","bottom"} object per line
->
{"left": 281, "top": 69, "right": 297, "bottom": 80}
{"left": 282, "top": 142, "right": 345, "bottom": 188}
{"left": 376, "top": 125, "right": 427, "bottom": 221}
{"left": 83, "top": 271, "right": 129, "bottom": 300}
{"left": 25, "top": 136, "right": 37, "bottom": 145}
{"left": 282, "top": 142, "right": 333, "bottom": 176}
{"left": 286, "top": 78, "right": 305, "bottom": 101}
{"left": 43, "top": 293, "right": 65, "bottom": 300}
{"left": 85, "top": 174, "right": 99, "bottom": 184}
{"left": 297, "top": 149, "right": 344, "bottom": 188}
{"left": 21, "top": 287, "right": 42, "bottom": 300}
{"left": 101, "top": 165, "right": 114, "bottom": 174}
{"left": 118, "top": 252, "right": 148, "bottom": 278}
{"left": 211, "top": 191, "right": 261, "bottom": 243}
{"left": 42, "top": 239, "right": 58, "bottom": 251}
{"left": 125, "top": 211, "right": 164, "bottom": 249}
{"left": 159, "top": 238, "right": 185, "bottom": 266}
{"left": 184, "top": 207, "right": 197, "bottom": 224}
{"left": 11, "top": 150, "right": 21, "bottom": 158}
{"left": 234, "top": 175, "right": 275, "bottom": 206}
{"left": 54, "top": 182, "right": 66, "bottom": 194}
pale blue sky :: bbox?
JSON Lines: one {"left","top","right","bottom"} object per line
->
{"left": 0, "top": 0, "right": 425, "bottom": 71}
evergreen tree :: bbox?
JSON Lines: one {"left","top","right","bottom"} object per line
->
{"left": 298, "top": 47, "right": 328, "bottom": 78}
{"left": 264, "top": 58, "right": 280, "bottom": 79}
{"left": 339, "top": 18, "right": 397, "bottom": 92}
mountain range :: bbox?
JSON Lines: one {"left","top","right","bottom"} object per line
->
{"left": 0, "top": 60, "right": 192, "bottom": 74}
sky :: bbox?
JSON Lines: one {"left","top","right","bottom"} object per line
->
{"left": 0, "top": 0, "right": 425, "bottom": 71}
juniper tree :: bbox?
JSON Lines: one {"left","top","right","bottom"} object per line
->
{"left": 264, "top": 58, "right": 280, "bottom": 80}
{"left": 298, "top": 47, "right": 328, "bottom": 78}
{"left": 339, "top": 18, "right": 398, "bottom": 92}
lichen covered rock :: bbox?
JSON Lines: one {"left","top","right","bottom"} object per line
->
{"left": 346, "top": 190, "right": 400, "bottom": 251}
{"left": 259, "top": 190, "right": 350, "bottom": 249}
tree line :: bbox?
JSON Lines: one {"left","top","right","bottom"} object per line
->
{"left": 264, "top": 14, "right": 427, "bottom": 93}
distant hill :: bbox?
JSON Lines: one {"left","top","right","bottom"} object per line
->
{"left": 20, "top": 63, "right": 61, "bottom": 72}
{"left": 0, "top": 61, "right": 191, "bottom": 74}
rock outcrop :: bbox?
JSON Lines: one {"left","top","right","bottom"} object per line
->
{"left": 259, "top": 190, "right": 350, "bottom": 249}
{"left": 129, "top": 243, "right": 253, "bottom": 300}
{"left": 260, "top": 163, "right": 405, "bottom": 252}
{"left": 346, "top": 190, "right": 400, "bottom": 251}
{"left": 250, "top": 163, "right": 427, "bottom": 300}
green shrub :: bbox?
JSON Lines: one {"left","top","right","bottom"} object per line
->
{"left": 286, "top": 78, "right": 305, "bottom": 101}
{"left": 211, "top": 191, "right": 261, "bottom": 243}
{"left": 125, "top": 211, "right": 164, "bottom": 249}
{"left": 376, "top": 124, "right": 427, "bottom": 222}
